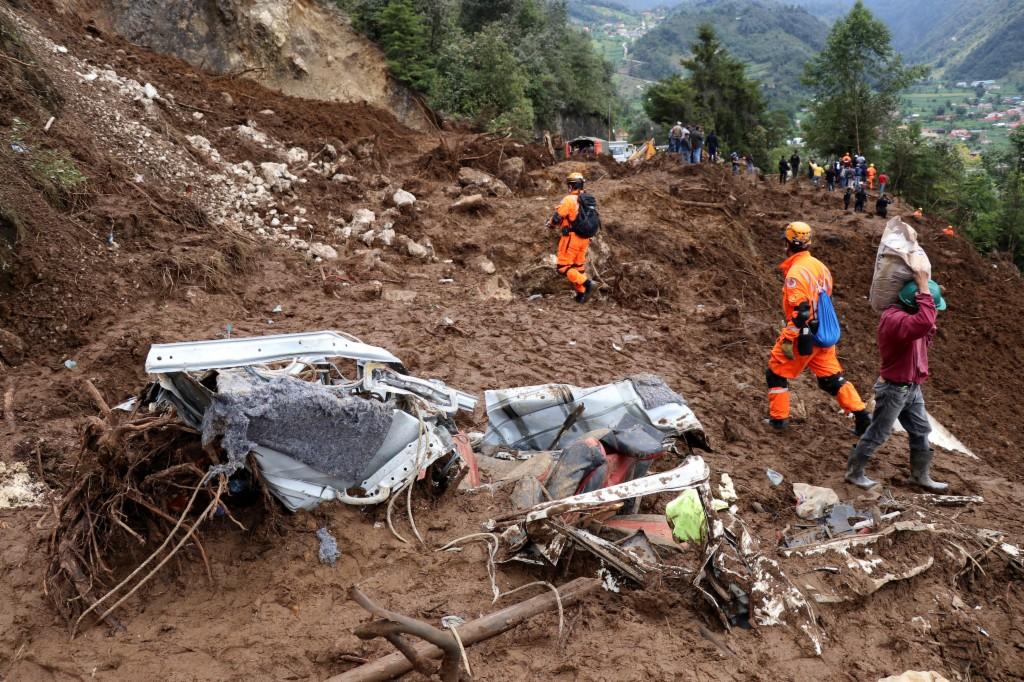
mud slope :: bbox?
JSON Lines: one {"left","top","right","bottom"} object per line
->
{"left": 1, "top": 2, "right": 1023, "bottom": 681}
{"left": 76, "top": 0, "right": 431, "bottom": 130}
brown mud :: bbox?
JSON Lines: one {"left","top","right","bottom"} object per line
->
{"left": 1, "top": 2, "right": 1023, "bottom": 681}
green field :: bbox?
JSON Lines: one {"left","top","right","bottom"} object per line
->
{"left": 899, "top": 82, "right": 1023, "bottom": 152}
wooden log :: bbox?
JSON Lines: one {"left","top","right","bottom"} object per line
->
{"left": 80, "top": 379, "right": 110, "bottom": 417}
{"left": 331, "top": 577, "right": 601, "bottom": 682}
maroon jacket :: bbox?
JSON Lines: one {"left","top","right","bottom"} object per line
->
{"left": 878, "top": 292, "right": 937, "bottom": 385}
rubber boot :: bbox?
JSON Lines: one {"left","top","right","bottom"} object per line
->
{"left": 844, "top": 446, "right": 877, "bottom": 489}
{"left": 767, "top": 418, "right": 789, "bottom": 431}
{"left": 575, "top": 279, "right": 595, "bottom": 304}
{"left": 909, "top": 448, "right": 948, "bottom": 492}
{"left": 852, "top": 410, "right": 872, "bottom": 437}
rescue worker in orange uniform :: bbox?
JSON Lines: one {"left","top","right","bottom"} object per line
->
{"left": 547, "top": 172, "right": 596, "bottom": 303}
{"left": 765, "top": 222, "right": 873, "bottom": 434}
{"left": 866, "top": 163, "right": 877, "bottom": 190}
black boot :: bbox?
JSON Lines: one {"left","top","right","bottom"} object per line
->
{"left": 575, "top": 279, "right": 595, "bottom": 304}
{"left": 853, "top": 410, "right": 872, "bottom": 436}
{"left": 844, "top": 446, "right": 877, "bottom": 489}
{"left": 909, "top": 448, "right": 948, "bottom": 492}
{"left": 767, "top": 418, "right": 789, "bottom": 431}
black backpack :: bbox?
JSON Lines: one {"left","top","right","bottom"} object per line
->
{"left": 571, "top": 192, "right": 601, "bottom": 238}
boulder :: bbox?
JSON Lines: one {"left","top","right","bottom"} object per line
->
{"left": 309, "top": 242, "right": 338, "bottom": 260}
{"left": 350, "top": 208, "right": 376, "bottom": 228}
{"left": 260, "top": 162, "right": 297, "bottom": 193}
{"left": 450, "top": 194, "right": 485, "bottom": 212}
{"left": 392, "top": 189, "right": 416, "bottom": 208}
{"left": 406, "top": 240, "right": 430, "bottom": 259}
{"left": 286, "top": 147, "right": 309, "bottom": 165}
{"left": 331, "top": 173, "right": 359, "bottom": 184}
{"left": 470, "top": 255, "right": 496, "bottom": 275}
{"left": 382, "top": 289, "right": 418, "bottom": 303}
{"left": 458, "top": 166, "right": 494, "bottom": 187}
{"left": 499, "top": 157, "right": 525, "bottom": 189}
{"left": 0, "top": 328, "right": 25, "bottom": 366}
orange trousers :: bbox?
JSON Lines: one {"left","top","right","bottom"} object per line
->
{"left": 557, "top": 232, "right": 590, "bottom": 294}
{"left": 766, "top": 333, "right": 865, "bottom": 420}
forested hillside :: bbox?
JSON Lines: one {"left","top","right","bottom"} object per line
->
{"left": 338, "top": 0, "right": 616, "bottom": 135}
{"left": 789, "top": 0, "right": 1024, "bottom": 80}
{"left": 628, "top": 0, "right": 828, "bottom": 110}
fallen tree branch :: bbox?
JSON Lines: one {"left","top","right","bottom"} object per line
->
{"left": 349, "top": 587, "right": 463, "bottom": 682}
{"left": 333, "top": 577, "right": 601, "bottom": 682}
{"left": 80, "top": 379, "right": 110, "bottom": 417}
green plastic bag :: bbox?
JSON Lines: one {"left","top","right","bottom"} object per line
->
{"left": 665, "top": 488, "right": 707, "bottom": 543}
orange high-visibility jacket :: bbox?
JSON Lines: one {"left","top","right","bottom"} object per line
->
{"left": 779, "top": 250, "right": 833, "bottom": 340}
{"left": 554, "top": 191, "right": 581, "bottom": 228}
{"left": 867, "top": 167, "right": 877, "bottom": 178}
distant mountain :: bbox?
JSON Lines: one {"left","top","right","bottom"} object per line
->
{"left": 628, "top": 0, "right": 829, "bottom": 109}
{"left": 786, "top": 0, "right": 1024, "bottom": 81}
{"left": 595, "top": 0, "right": 686, "bottom": 9}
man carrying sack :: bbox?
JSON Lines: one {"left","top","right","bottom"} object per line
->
{"left": 846, "top": 269, "right": 949, "bottom": 491}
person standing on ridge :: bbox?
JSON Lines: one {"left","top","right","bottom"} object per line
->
{"left": 678, "top": 124, "right": 691, "bottom": 165}
{"left": 706, "top": 130, "right": 719, "bottom": 161}
{"left": 875, "top": 193, "right": 891, "bottom": 218}
{"left": 547, "top": 172, "right": 597, "bottom": 304}
{"left": 689, "top": 125, "right": 704, "bottom": 164}
{"left": 669, "top": 122, "right": 684, "bottom": 154}
{"left": 779, "top": 156, "right": 789, "bottom": 184}
{"left": 878, "top": 170, "right": 889, "bottom": 196}
{"left": 845, "top": 270, "right": 949, "bottom": 491}
{"left": 866, "top": 163, "right": 877, "bottom": 190}
{"left": 813, "top": 161, "right": 825, "bottom": 188}
{"left": 765, "top": 222, "right": 872, "bottom": 434}
{"left": 844, "top": 186, "right": 853, "bottom": 210}
{"left": 789, "top": 151, "right": 801, "bottom": 181}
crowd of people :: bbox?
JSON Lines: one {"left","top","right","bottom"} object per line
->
{"left": 668, "top": 122, "right": 719, "bottom": 164}
{"left": 778, "top": 150, "right": 892, "bottom": 217}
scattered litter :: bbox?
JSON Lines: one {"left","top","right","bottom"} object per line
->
{"left": 666, "top": 489, "right": 707, "bottom": 542}
{"left": 63, "top": 359, "right": 77, "bottom": 369}
{"left": 0, "top": 461, "right": 47, "bottom": 509}
{"left": 440, "top": 615, "right": 466, "bottom": 629}
{"left": 271, "top": 304, "right": 283, "bottom": 313}
{"left": 316, "top": 527, "right": 340, "bottom": 565}
{"left": 718, "top": 473, "right": 738, "bottom": 502}
{"left": 766, "top": 468, "right": 784, "bottom": 486}
{"left": 894, "top": 412, "right": 977, "bottom": 459}
{"left": 598, "top": 568, "right": 621, "bottom": 593}
{"left": 793, "top": 483, "right": 840, "bottom": 520}
{"left": 877, "top": 671, "right": 950, "bottom": 682}
{"left": 439, "top": 278, "right": 454, "bottom": 284}
{"left": 527, "top": 294, "right": 543, "bottom": 301}
{"left": 44, "top": 116, "right": 55, "bottom": 131}
{"left": 11, "top": 143, "right": 28, "bottom": 154}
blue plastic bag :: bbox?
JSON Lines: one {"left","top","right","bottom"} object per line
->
{"left": 813, "top": 288, "right": 841, "bottom": 348}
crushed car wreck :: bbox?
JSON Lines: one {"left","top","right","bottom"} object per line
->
{"left": 143, "top": 330, "right": 477, "bottom": 511}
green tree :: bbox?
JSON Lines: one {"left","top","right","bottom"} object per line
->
{"left": 376, "top": 0, "right": 434, "bottom": 91}
{"left": 802, "top": 1, "right": 927, "bottom": 155}
{"left": 642, "top": 25, "right": 780, "bottom": 158}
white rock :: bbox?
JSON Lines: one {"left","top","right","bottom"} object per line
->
{"left": 351, "top": 208, "right": 376, "bottom": 228}
{"left": 186, "top": 135, "right": 221, "bottom": 163}
{"left": 332, "top": 173, "right": 358, "bottom": 184}
{"left": 378, "top": 228, "right": 396, "bottom": 246}
{"left": 286, "top": 147, "right": 309, "bottom": 165}
{"left": 192, "top": 111, "right": 204, "bottom": 121}
{"left": 270, "top": 217, "right": 280, "bottom": 227}
{"left": 361, "top": 229, "right": 376, "bottom": 245}
{"left": 309, "top": 243, "right": 338, "bottom": 260}
{"left": 260, "top": 162, "right": 297, "bottom": 192}
{"left": 258, "top": 109, "right": 275, "bottom": 116}
{"left": 55, "top": 45, "right": 68, "bottom": 54}
{"left": 470, "top": 255, "right": 496, "bottom": 275}
{"left": 392, "top": 189, "right": 416, "bottom": 208}
{"left": 143, "top": 82, "right": 159, "bottom": 99}
{"left": 406, "top": 240, "right": 429, "bottom": 259}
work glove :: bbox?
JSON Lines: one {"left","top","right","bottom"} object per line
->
{"left": 796, "top": 327, "right": 814, "bottom": 356}
{"left": 791, "top": 301, "right": 811, "bottom": 329}
{"left": 781, "top": 339, "right": 795, "bottom": 360}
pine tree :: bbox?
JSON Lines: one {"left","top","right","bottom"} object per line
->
{"left": 802, "top": 0, "right": 927, "bottom": 155}
{"left": 377, "top": 0, "right": 434, "bottom": 92}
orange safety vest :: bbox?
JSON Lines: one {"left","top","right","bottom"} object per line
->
{"left": 554, "top": 191, "right": 581, "bottom": 228}
{"left": 779, "top": 250, "right": 833, "bottom": 339}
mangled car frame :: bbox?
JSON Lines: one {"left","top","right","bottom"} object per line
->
{"left": 142, "top": 330, "right": 476, "bottom": 511}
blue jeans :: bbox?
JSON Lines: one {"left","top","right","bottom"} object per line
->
{"left": 679, "top": 146, "right": 690, "bottom": 164}
{"left": 691, "top": 146, "right": 702, "bottom": 164}
{"left": 879, "top": 183, "right": 887, "bottom": 195}
{"left": 853, "top": 380, "right": 930, "bottom": 461}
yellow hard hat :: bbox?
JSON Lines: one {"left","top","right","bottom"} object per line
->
{"left": 785, "top": 221, "right": 812, "bottom": 248}
{"left": 567, "top": 172, "right": 585, "bottom": 182}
